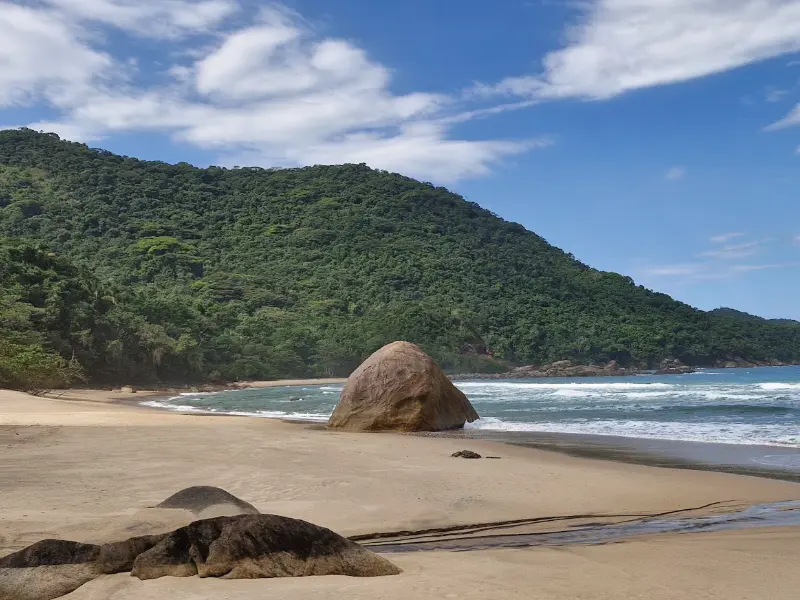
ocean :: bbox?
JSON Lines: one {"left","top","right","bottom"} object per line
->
{"left": 144, "top": 366, "right": 800, "bottom": 449}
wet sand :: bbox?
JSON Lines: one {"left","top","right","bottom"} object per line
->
{"left": 2, "top": 388, "right": 800, "bottom": 599}
{"left": 444, "top": 429, "right": 800, "bottom": 481}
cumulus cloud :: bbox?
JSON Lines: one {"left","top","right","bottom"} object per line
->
{"left": 0, "top": 3, "right": 112, "bottom": 107}
{"left": 481, "top": 0, "right": 800, "bottom": 100}
{"left": 1, "top": 2, "right": 541, "bottom": 183}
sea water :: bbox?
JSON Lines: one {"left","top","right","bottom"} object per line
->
{"left": 143, "top": 366, "right": 800, "bottom": 448}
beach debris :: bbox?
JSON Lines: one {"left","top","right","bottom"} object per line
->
{"left": 132, "top": 514, "right": 402, "bottom": 580}
{"left": 451, "top": 450, "right": 482, "bottom": 459}
{"left": 0, "top": 535, "right": 165, "bottom": 600}
{"left": 155, "top": 486, "right": 259, "bottom": 516}
{"left": 328, "top": 341, "right": 479, "bottom": 432}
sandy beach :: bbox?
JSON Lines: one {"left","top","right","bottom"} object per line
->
{"left": 2, "top": 388, "right": 800, "bottom": 599}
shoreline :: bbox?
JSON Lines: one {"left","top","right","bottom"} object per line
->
{"left": 48, "top": 375, "right": 800, "bottom": 483}
{"left": 442, "top": 429, "right": 800, "bottom": 483}
{"left": 36, "top": 377, "right": 348, "bottom": 404}
{"left": 127, "top": 389, "right": 800, "bottom": 483}
{"left": 3, "top": 389, "right": 800, "bottom": 599}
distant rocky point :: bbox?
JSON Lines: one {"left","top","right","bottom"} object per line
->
{"left": 450, "top": 358, "right": 695, "bottom": 380}
{"left": 450, "top": 356, "right": 800, "bottom": 381}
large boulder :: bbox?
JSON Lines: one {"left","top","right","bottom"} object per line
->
{"left": 328, "top": 341, "right": 479, "bottom": 432}
{"left": 131, "top": 514, "right": 401, "bottom": 580}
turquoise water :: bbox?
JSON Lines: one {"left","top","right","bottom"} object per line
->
{"left": 144, "top": 366, "right": 800, "bottom": 448}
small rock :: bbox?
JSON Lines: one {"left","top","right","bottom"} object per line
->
{"left": 451, "top": 450, "right": 482, "bottom": 459}
{"left": 155, "top": 486, "right": 259, "bottom": 515}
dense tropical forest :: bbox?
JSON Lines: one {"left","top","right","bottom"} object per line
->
{"left": 1, "top": 129, "right": 799, "bottom": 388}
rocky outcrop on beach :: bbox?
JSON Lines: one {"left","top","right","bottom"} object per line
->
{"left": 132, "top": 514, "right": 401, "bottom": 580}
{"left": 0, "top": 490, "right": 400, "bottom": 599}
{"left": 328, "top": 341, "right": 479, "bottom": 432}
{"left": 0, "top": 535, "right": 166, "bottom": 600}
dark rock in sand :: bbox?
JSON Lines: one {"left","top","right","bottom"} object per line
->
{"left": 451, "top": 450, "right": 482, "bottom": 459}
{"left": 0, "top": 535, "right": 165, "bottom": 600}
{"left": 328, "top": 341, "right": 479, "bottom": 432}
{"left": 96, "top": 535, "right": 168, "bottom": 574}
{"left": 131, "top": 514, "right": 401, "bottom": 580}
{"left": 156, "top": 486, "right": 259, "bottom": 515}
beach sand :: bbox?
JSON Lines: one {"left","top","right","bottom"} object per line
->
{"left": 2, "top": 388, "right": 799, "bottom": 599}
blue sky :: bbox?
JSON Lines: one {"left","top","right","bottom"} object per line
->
{"left": 2, "top": 0, "right": 800, "bottom": 318}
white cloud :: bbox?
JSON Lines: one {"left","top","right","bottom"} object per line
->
{"left": 482, "top": 0, "right": 800, "bottom": 100}
{"left": 45, "top": 0, "right": 238, "bottom": 38}
{"left": 1, "top": 2, "right": 541, "bottom": 183}
{"left": 643, "top": 264, "right": 711, "bottom": 278}
{"left": 665, "top": 166, "right": 686, "bottom": 181}
{"left": 226, "top": 123, "right": 539, "bottom": 182}
{"left": 0, "top": 3, "right": 111, "bottom": 107}
{"left": 710, "top": 232, "right": 746, "bottom": 244}
{"left": 640, "top": 260, "right": 798, "bottom": 281}
{"left": 768, "top": 103, "right": 800, "bottom": 129}
{"left": 639, "top": 236, "right": 792, "bottom": 283}
{"left": 699, "top": 240, "right": 770, "bottom": 260}
{"left": 731, "top": 262, "right": 800, "bottom": 272}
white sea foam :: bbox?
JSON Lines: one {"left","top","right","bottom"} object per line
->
{"left": 142, "top": 400, "right": 330, "bottom": 422}
{"left": 143, "top": 400, "right": 215, "bottom": 413}
{"left": 225, "top": 410, "right": 330, "bottom": 422}
{"left": 758, "top": 383, "right": 800, "bottom": 391}
{"left": 455, "top": 382, "right": 673, "bottom": 390}
{"left": 144, "top": 368, "right": 800, "bottom": 449}
{"left": 465, "top": 417, "right": 800, "bottom": 448}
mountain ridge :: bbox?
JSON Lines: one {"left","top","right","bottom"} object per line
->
{"left": 1, "top": 128, "right": 799, "bottom": 385}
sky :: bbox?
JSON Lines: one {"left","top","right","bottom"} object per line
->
{"left": 1, "top": 0, "right": 800, "bottom": 319}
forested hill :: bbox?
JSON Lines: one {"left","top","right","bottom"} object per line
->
{"left": 1, "top": 128, "right": 799, "bottom": 386}
{"left": 709, "top": 308, "right": 799, "bottom": 326}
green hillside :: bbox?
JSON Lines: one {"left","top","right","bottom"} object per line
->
{"left": 709, "top": 308, "right": 799, "bottom": 326}
{"left": 1, "top": 129, "right": 799, "bottom": 386}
